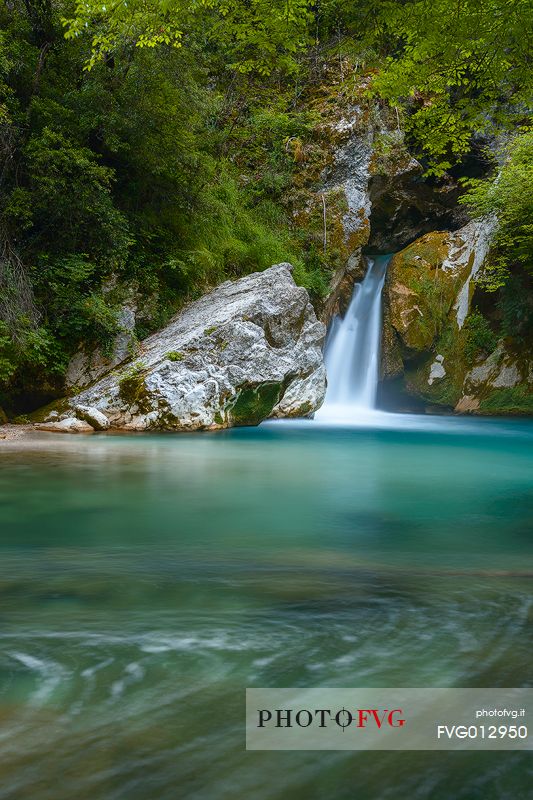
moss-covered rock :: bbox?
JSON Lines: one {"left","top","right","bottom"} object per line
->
{"left": 228, "top": 382, "right": 284, "bottom": 426}
{"left": 379, "top": 218, "right": 533, "bottom": 415}
{"left": 117, "top": 362, "right": 151, "bottom": 412}
{"left": 385, "top": 231, "right": 469, "bottom": 355}
{"left": 454, "top": 340, "right": 533, "bottom": 415}
{"left": 478, "top": 386, "right": 533, "bottom": 415}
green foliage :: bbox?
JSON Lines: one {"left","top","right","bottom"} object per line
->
{"left": 33, "top": 254, "right": 121, "bottom": 351}
{"left": 461, "top": 132, "right": 533, "bottom": 290}
{"left": 0, "top": 322, "right": 17, "bottom": 384}
{"left": 0, "top": 2, "right": 322, "bottom": 408}
{"left": 166, "top": 351, "right": 184, "bottom": 362}
{"left": 25, "top": 128, "right": 130, "bottom": 260}
{"left": 497, "top": 277, "right": 533, "bottom": 343}
{"left": 464, "top": 310, "right": 498, "bottom": 360}
{"left": 371, "top": 129, "right": 408, "bottom": 175}
{"left": 62, "top": 0, "right": 533, "bottom": 176}
{"left": 2, "top": 0, "right": 532, "bottom": 417}
{"left": 369, "top": 0, "right": 533, "bottom": 174}
{"left": 292, "top": 246, "right": 330, "bottom": 299}
{"left": 63, "top": 0, "right": 314, "bottom": 76}
{"left": 189, "top": 168, "right": 301, "bottom": 280}
{"left": 0, "top": 317, "right": 62, "bottom": 407}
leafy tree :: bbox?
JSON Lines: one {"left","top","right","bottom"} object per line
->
{"left": 369, "top": 0, "right": 533, "bottom": 173}
{"left": 64, "top": 0, "right": 533, "bottom": 172}
{"left": 63, "top": 0, "right": 314, "bottom": 76}
{"left": 2, "top": 0, "right": 533, "bottom": 413}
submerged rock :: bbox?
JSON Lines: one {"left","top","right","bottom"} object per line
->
{"left": 56, "top": 264, "right": 326, "bottom": 431}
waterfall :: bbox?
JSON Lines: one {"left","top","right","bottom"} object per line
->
{"left": 315, "top": 255, "right": 390, "bottom": 422}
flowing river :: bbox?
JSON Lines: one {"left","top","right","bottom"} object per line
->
{"left": 1, "top": 418, "right": 532, "bottom": 799}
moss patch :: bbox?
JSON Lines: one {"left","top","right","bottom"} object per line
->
{"left": 166, "top": 351, "right": 184, "bottom": 362}
{"left": 392, "top": 232, "right": 450, "bottom": 271}
{"left": 386, "top": 232, "right": 474, "bottom": 355}
{"left": 402, "top": 319, "right": 471, "bottom": 407}
{"left": 369, "top": 129, "right": 415, "bottom": 177}
{"left": 479, "top": 387, "right": 533, "bottom": 415}
{"left": 28, "top": 396, "right": 71, "bottom": 423}
{"left": 228, "top": 382, "right": 283, "bottom": 426}
{"left": 118, "top": 362, "right": 151, "bottom": 411}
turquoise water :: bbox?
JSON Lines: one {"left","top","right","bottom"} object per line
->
{"left": 0, "top": 416, "right": 532, "bottom": 799}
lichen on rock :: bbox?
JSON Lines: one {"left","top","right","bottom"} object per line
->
{"left": 428, "top": 355, "right": 446, "bottom": 385}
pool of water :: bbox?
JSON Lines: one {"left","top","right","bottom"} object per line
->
{"left": 0, "top": 416, "right": 532, "bottom": 799}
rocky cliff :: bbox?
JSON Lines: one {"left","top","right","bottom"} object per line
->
{"left": 289, "top": 66, "right": 469, "bottom": 330}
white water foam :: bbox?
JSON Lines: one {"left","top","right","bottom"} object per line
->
{"left": 315, "top": 255, "right": 390, "bottom": 423}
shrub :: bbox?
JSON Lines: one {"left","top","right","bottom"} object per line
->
{"left": 464, "top": 310, "right": 498, "bottom": 360}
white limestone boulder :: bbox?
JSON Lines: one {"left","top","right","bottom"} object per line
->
{"left": 64, "top": 264, "right": 326, "bottom": 431}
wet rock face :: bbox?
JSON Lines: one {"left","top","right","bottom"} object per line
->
{"left": 323, "top": 116, "right": 373, "bottom": 246}
{"left": 384, "top": 228, "right": 473, "bottom": 356}
{"left": 368, "top": 170, "right": 468, "bottom": 254}
{"left": 59, "top": 264, "right": 326, "bottom": 431}
{"left": 381, "top": 217, "right": 533, "bottom": 414}
{"left": 316, "top": 108, "right": 468, "bottom": 324}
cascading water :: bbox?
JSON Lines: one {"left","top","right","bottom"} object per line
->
{"left": 315, "top": 255, "right": 391, "bottom": 422}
